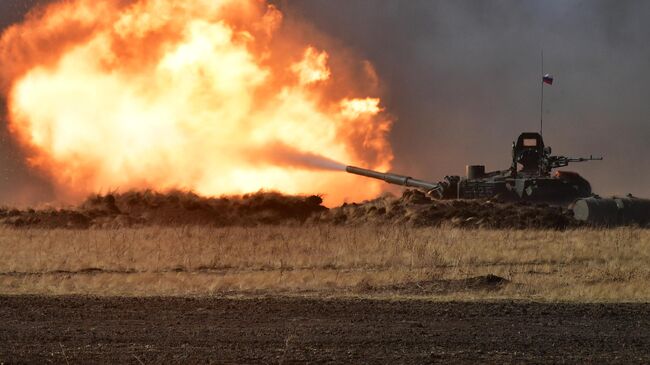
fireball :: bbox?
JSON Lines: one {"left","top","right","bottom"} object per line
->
{"left": 0, "top": 0, "right": 393, "bottom": 206}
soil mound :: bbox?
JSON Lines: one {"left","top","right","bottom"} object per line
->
{"left": 0, "top": 189, "right": 580, "bottom": 229}
{"left": 0, "top": 209, "right": 91, "bottom": 229}
{"left": 0, "top": 190, "right": 326, "bottom": 229}
{"left": 84, "top": 190, "right": 327, "bottom": 227}
{"left": 360, "top": 274, "right": 510, "bottom": 295}
{"left": 314, "top": 189, "right": 579, "bottom": 229}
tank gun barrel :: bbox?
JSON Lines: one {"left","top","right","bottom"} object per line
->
{"left": 346, "top": 166, "right": 440, "bottom": 191}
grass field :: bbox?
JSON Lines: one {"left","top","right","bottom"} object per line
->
{"left": 1, "top": 226, "right": 649, "bottom": 301}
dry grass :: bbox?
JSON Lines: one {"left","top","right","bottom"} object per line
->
{"left": 1, "top": 226, "right": 649, "bottom": 301}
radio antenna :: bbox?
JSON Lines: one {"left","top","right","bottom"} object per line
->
{"left": 539, "top": 49, "right": 544, "bottom": 135}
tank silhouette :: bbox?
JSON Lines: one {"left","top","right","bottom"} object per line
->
{"left": 347, "top": 132, "right": 602, "bottom": 206}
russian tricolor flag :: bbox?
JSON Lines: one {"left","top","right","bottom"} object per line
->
{"left": 543, "top": 74, "right": 554, "bottom": 85}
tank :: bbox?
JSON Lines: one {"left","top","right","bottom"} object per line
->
{"left": 347, "top": 132, "right": 602, "bottom": 206}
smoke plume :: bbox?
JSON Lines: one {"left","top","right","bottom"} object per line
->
{"left": 250, "top": 142, "right": 347, "bottom": 172}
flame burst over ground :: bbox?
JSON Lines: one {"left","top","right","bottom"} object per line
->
{"left": 0, "top": 0, "right": 393, "bottom": 206}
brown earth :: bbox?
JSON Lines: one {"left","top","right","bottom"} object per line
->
{"left": 318, "top": 189, "right": 580, "bottom": 229}
{"left": 0, "top": 190, "right": 327, "bottom": 229}
{"left": 0, "top": 189, "right": 582, "bottom": 229}
{"left": 1, "top": 295, "right": 650, "bottom": 364}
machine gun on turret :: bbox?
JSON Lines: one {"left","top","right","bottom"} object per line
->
{"left": 546, "top": 155, "right": 603, "bottom": 170}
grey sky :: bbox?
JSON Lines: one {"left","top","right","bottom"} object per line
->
{"left": 279, "top": 0, "right": 650, "bottom": 197}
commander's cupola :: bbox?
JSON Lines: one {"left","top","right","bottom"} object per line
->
{"left": 512, "top": 132, "right": 545, "bottom": 175}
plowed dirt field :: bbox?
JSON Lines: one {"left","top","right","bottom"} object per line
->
{"left": 2, "top": 296, "right": 649, "bottom": 364}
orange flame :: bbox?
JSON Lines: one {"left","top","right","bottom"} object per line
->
{"left": 0, "top": 0, "right": 393, "bottom": 206}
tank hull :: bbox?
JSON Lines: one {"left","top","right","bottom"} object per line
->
{"left": 454, "top": 175, "right": 591, "bottom": 206}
